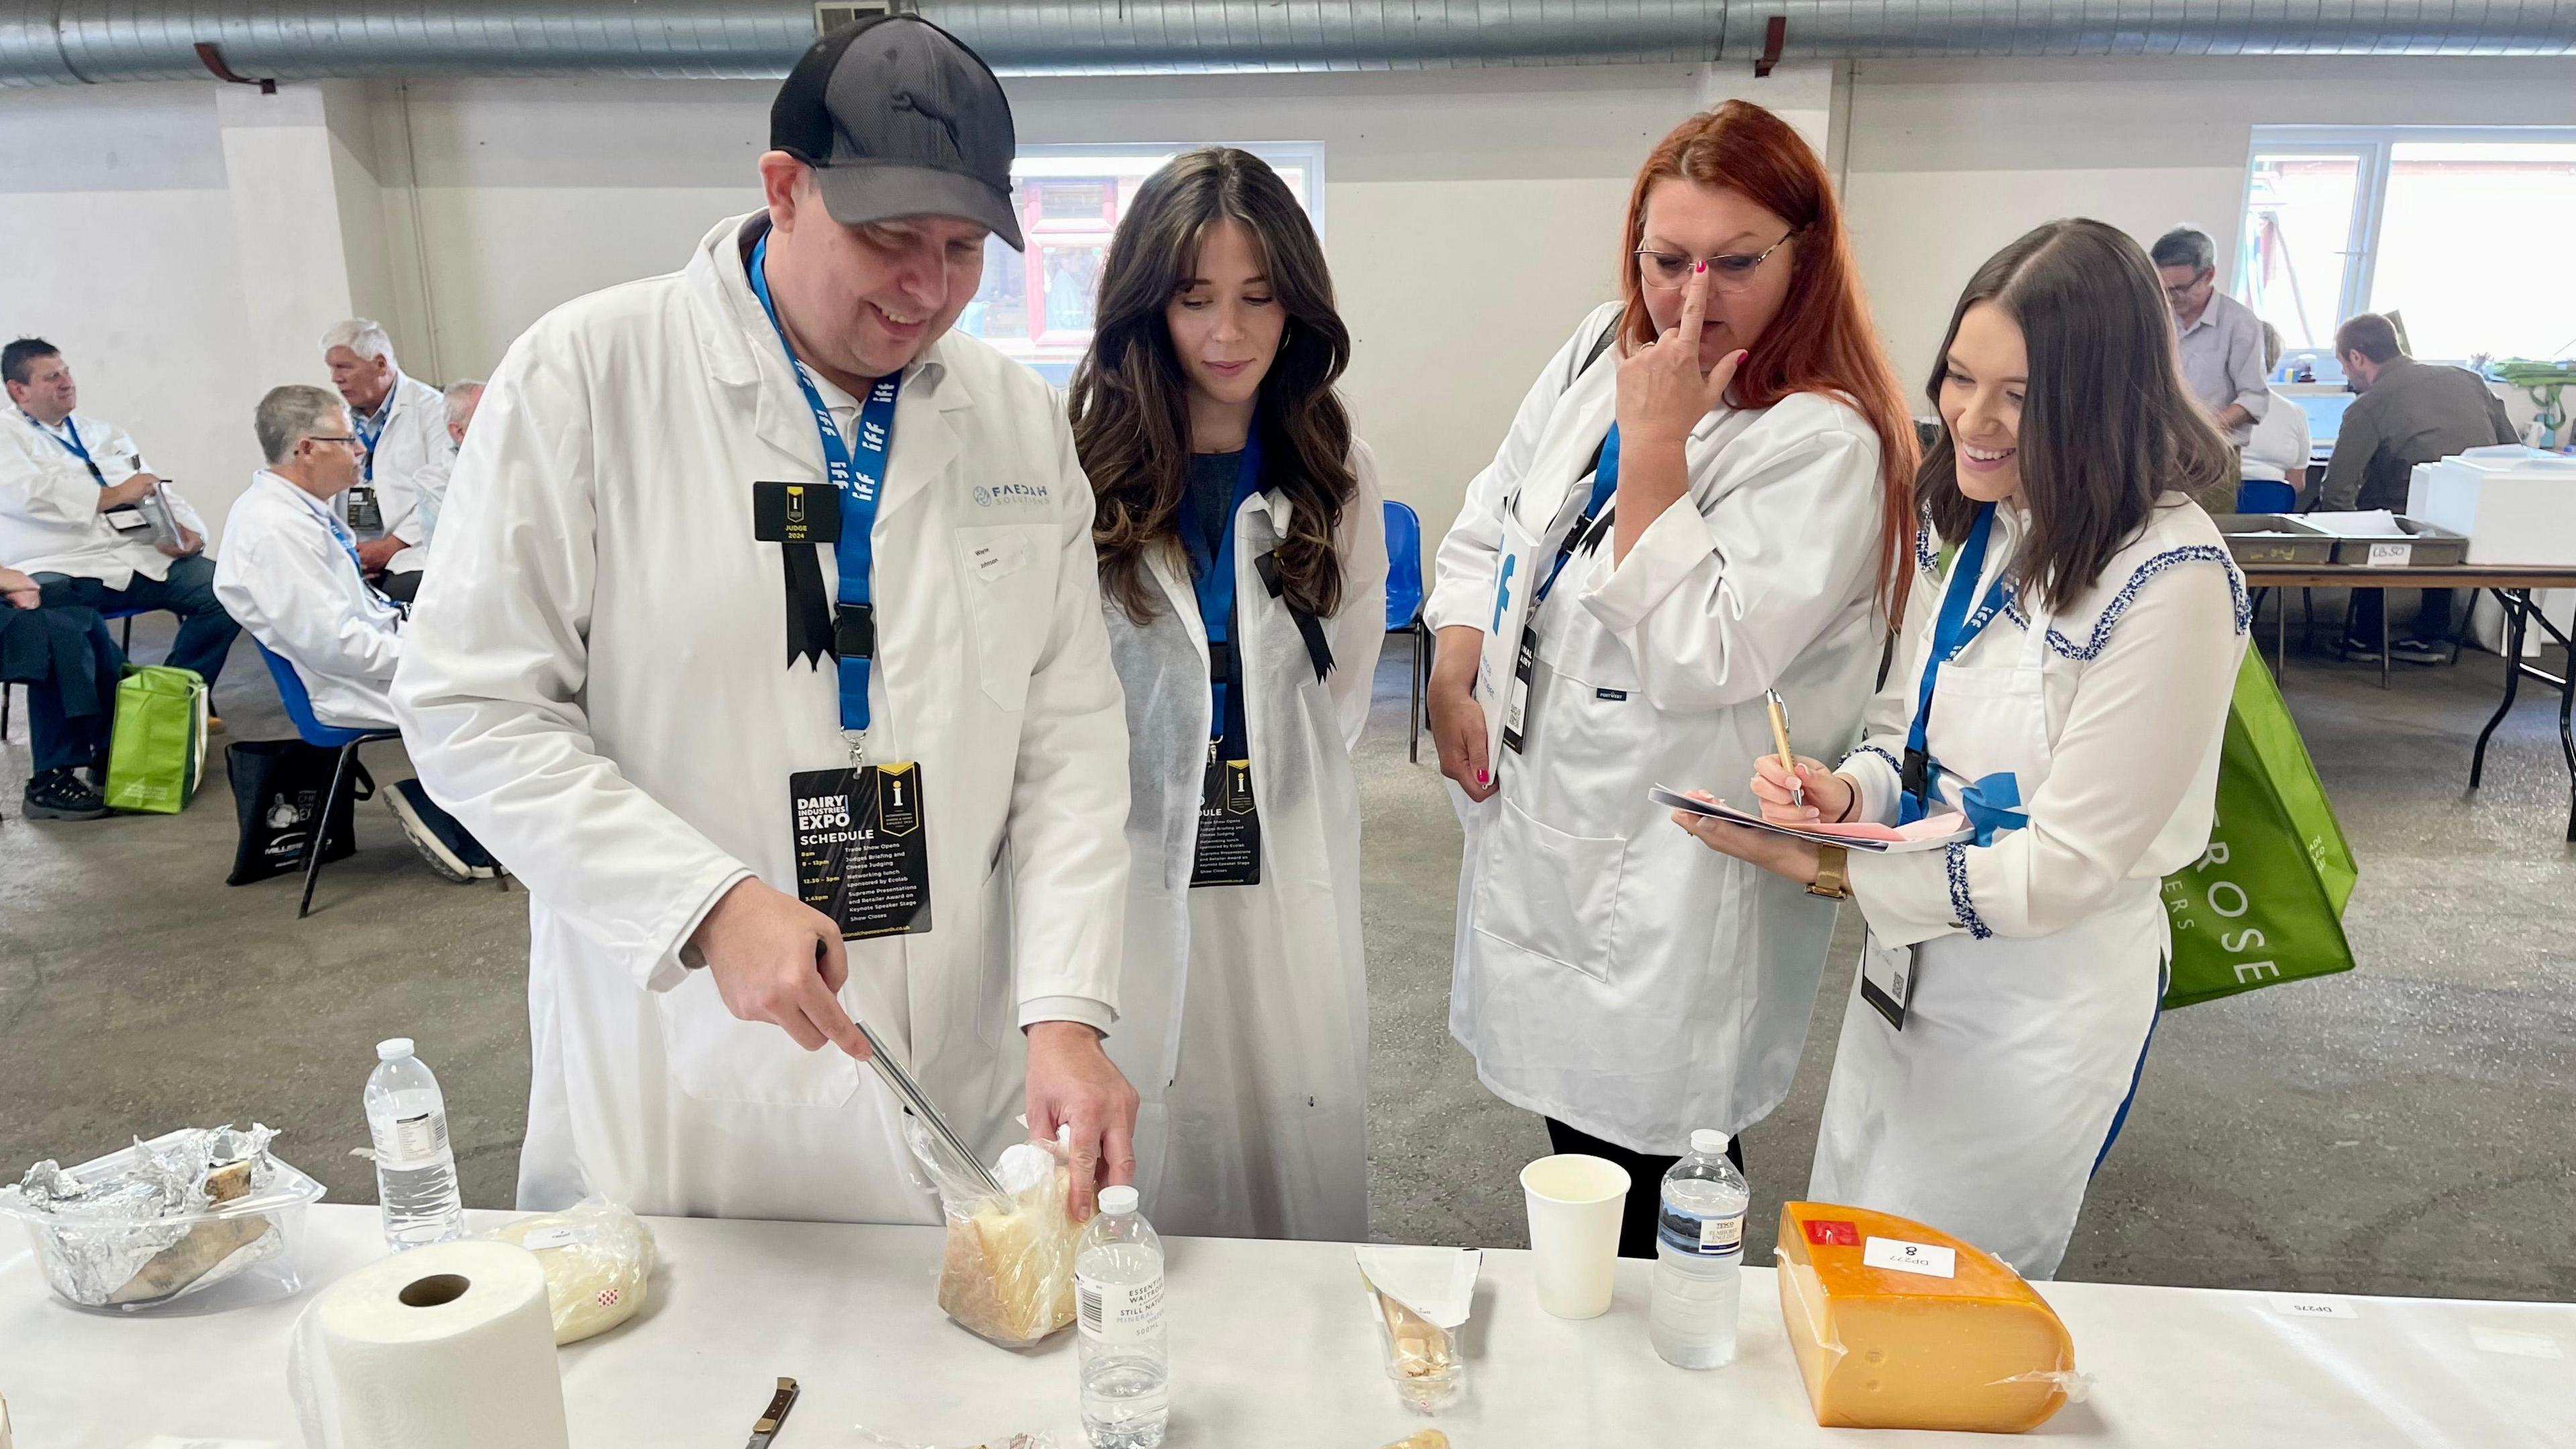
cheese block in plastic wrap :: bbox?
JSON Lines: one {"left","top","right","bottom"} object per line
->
{"left": 920, "top": 1133, "right": 1078, "bottom": 1348}
{"left": 484, "top": 1199, "right": 657, "bottom": 1344}
{"left": 1775, "top": 1201, "right": 2080, "bottom": 1433}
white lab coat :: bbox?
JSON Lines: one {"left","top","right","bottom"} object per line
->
{"left": 1426, "top": 303, "right": 1889, "bottom": 1155}
{"left": 1817, "top": 499, "right": 2248, "bottom": 1279}
{"left": 340, "top": 370, "right": 449, "bottom": 576}
{"left": 1103, "top": 447, "right": 1387, "bottom": 1242}
{"left": 391, "top": 213, "right": 1133, "bottom": 1222}
{"left": 211, "top": 471, "right": 407, "bottom": 731}
{"left": 0, "top": 409, "right": 206, "bottom": 586}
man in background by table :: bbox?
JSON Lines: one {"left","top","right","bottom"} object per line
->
{"left": 321, "top": 319, "right": 448, "bottom": 604}
{"left": 0, "top": 337, "right": 238, "bottom": 719}
{"left": 2153, "top": 226, "right": 2271, "bottom": 514}
{"left": 2320, "top": 313, "right": 2519, "bottom": 665}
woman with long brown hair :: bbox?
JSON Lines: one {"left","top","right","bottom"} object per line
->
{"left": 1068, "top": 148, "right": 1387, "bottom": 1241}
{"left": 1424, "top": 101, "right": 1916, "bottom": 1258}
{"left": 1675, "top": 219, "right": 2247, "bottom": 1279}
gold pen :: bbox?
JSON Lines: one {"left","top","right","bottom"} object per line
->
{"left": 1764, "top": 688, "right": 1805, "bottom": 808}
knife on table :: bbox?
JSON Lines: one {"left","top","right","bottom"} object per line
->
{"left": 743, "top": 1377, "right": 799, "bottom": 1449}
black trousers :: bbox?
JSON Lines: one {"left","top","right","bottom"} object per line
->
{"left": 1546, "top": 1118, "right": 1744, "bottom": 1260}
{"left": 2349, "top": 587, "right": 2455, "bottom": 647}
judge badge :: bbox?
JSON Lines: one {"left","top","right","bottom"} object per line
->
{"left": 1860, "top": 931, "right": 1919, "bottom": 1030}
{"left": 790, "top": 761, "right": 933, "bottom": 938}
{"left": 345, "top": 485, "right": 384, "bottom": 535}
{"left": 1190, "top": 743, "right": 1260, "bottom": 888}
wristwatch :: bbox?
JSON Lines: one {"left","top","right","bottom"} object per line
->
{"left": 1807, "top": 844, "right": 1851, "bottom": 900}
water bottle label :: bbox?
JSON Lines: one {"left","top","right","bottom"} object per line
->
{"left": 1658, "top": 1203, "right": 1746, "bottom": 1257}
{"left": 372, "top": 1110, "right": 449, "bottom": 1170}
{"left": 1076, "top": 1274, "right": 1165, "bottom": 1346}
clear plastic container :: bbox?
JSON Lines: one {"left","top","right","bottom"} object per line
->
{"left": 0, "top": 1130, "right": 326, "bottom": 1314}
{"left": 366, "top": 1037, "right": 463, "bottom": 1250}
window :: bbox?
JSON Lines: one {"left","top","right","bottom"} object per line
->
{"left": 953, "top": 144, "right": 1324, "bottom": 386}
{"left": 2238, "top": 128, "right": 2576, "bottom": 374}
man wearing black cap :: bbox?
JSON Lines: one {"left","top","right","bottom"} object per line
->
{"left": 394, "top": 17, "right": 1140, "bottom": 1225}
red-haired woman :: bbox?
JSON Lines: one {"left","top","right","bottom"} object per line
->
{"left": 1425, "top": 101, "right": 1917, "bottom": 1258}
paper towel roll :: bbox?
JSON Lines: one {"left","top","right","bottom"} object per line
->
{"left": 305, "top": 1240, "right": 570, "bottom": 1449}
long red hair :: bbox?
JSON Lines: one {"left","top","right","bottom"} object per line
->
{"left": 1617, "top": 101, "right": 1918, "bottom": 622}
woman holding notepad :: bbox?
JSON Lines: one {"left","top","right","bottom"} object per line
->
{"left": 1674, "top": 218, "right": 2249, "bottom": 1279}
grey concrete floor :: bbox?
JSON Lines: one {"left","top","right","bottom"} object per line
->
{"left": 5, "top": 596, "right": 2573, "bottom": 1301}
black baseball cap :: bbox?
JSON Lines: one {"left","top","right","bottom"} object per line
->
{"left": 770, "top": 15, "right": 1023, "bottom": 252}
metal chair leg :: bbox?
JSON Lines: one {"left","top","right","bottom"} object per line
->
{"left": 1, "top": 680, "right": 11, "bottom": 741}
{"left": 119, "top": 616, "right": 132, "bottom": 653}
{"left": 299, "top": 739, "right": 364, "bottom": 918}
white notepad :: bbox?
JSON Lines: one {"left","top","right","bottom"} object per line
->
{"left": 1651, "top": 786, "right": 1975, "bottom": 855}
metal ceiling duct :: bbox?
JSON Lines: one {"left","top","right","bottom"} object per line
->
{"left": 0, "top": 0, "right": 2569, "bottom": 87}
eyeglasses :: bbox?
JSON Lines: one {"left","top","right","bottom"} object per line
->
{"left": 1634, "top": 230, "right": 1799, "bottom": 293}
{"left": 303, "top": 435, "right": 362, "bottom": 449}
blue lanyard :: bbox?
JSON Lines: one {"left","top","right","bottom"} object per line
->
{"left": 1900, "top": 503, "right": 2012, "bottom": 823}
{"left": 293, "top": 480, "right": 392, "bottom": 610}
{"left": 25, "top": 412, "right": 105, "bottom": 486}
{"left": 1183, "top": 439, "right": 1266, "bottom": 753}
{"left": 355, "top": 391, "right": 394, "bottom": 483}
{"left": 747, "top": 231, "right": 902, "bottom": 736}
{"left": 1537, "top": 425, "right": 1621, "bottom": 604}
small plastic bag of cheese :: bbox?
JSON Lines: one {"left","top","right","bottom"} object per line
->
{"left": 1356, "top": 1245, "right": 1479, "bottom": 1413}
{"left": 482, "top": 1197, "right": 658, "bottom": 1345}
{"left": 907, "top": 1120, "right": 1078, "bottom": 1349}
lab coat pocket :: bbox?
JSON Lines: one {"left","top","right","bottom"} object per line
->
{"left": 956, "top": 524, "right": 1057, "bottom": 712}
{"left": 1472, "top": 796, "right": 1627, "bottom": 983}
{"left": 652, "top": 965, "right": 863, "bottom": 1108}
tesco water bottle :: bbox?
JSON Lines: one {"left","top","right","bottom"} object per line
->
{"left": 1650, "top": 1129, "right": 1748, "bottom": 1369}
{"left": 364, "top": 1037, "right": 464, "bottom": 1250}
{"left": 1076, "top": 1186, "right": 1169, "bottom": 1448}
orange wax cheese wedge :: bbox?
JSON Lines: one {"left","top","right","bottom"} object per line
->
{"left": 1775, "top": 1201, "right": 2076, "bottom": 1433}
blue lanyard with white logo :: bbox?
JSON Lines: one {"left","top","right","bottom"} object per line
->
{"left": 1536, "top": 425, "right": 1621, "bottom": 605}
{"left": 25, "top": 411, "right": 105, "bottom": 486}
{"left": 355, "top": 392, "right": 394, "bottom": 483}
{"left": 1900, "top": 503, "right": 2012, "bottom": 824}
{"left": 1182, "top": 438, "right": 1266, "bottom": 756}
{"left": 747, "top": 231, "right": 901, "bottom": 737}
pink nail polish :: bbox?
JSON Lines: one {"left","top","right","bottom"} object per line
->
{"left": 1478, "top": 769, "right": 1490, "bottom": 784}
{"left": 1693, "top": 260, "right": 1707, "bottom": 274}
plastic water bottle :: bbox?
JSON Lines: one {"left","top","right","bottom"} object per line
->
{"left": 1650, "top": 1128, "right": 1749, "bottom": 1369}
{"left": 364, "top": 1037, "right": 463, "bottom": 1250}
{"left": 1075, "top": 1185, "right": 1169, "bottom": 1448}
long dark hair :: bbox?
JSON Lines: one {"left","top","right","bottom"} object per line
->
{"left": 1618, "top": 102, "right": 1919, "bottom": 623}
{"left": 1919, "top": 218, "right": 2233, "bottom": 612}
{"left": 1069, "top": 148, "right": 1356, "bottom": 625}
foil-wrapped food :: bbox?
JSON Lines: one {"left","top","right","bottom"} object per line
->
{"left": 0, "top": 1124, "right": 325, "bottom": 1311}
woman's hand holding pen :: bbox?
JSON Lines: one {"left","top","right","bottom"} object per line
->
{"left": 1750, "top": 755, "right": 1858, "bottom": 826}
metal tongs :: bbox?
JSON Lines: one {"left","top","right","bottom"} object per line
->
{"left": 852, "top": 1014, "right": 1006, "bottom": 1196}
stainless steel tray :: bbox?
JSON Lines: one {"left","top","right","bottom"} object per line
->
{"left": 2213, "top": 515, "right": 2334, "bottom": 566}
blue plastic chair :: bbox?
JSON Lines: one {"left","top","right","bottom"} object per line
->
{"left": 1383, "top": 500, "right": 1432, "bottom": 763}
{"left": 2236, "top": 478, "right": 2297, "bottom": 514}
{"left": 257, "top": 641, "right": 398, "bottom": 918}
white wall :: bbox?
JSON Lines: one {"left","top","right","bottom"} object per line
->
{"left": 1841, "top": 56, "right": 2576, "bottom": 393}
{"left": 0, "top": 85, "right": 266, "bottom": 533}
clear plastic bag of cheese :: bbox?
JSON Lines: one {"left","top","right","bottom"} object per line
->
{"left": 476, "top": 1197, "right": 658, "bottom": 1344}
{"left": 905, "top": 1119, "right": 1079, "bottom": 1348}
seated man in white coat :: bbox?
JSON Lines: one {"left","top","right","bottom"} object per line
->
{"left": 321, "top": 319, "right": 449, "bottom": 604}
{"left": 1, "top": 337, "right": 239, "bottom": 708}
{"left": 214, "top": 384, "right": 496, "bottom": 882}
{"left": 393, "top": 15, "right": 1139, "bottom": 1224}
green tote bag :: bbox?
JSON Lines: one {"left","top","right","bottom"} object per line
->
{"left": 2159, "top": 650, "right": 2359, "bottom": 1009}
{"left": 103, "top": 663, "right": 210, "bottom": 815}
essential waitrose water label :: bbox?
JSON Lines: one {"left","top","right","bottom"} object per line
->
{"left": 1077, "top": 1274, "right": 1165, "bottom": 1346}
{"left": 371, "top": 1110, "right": 448, "bottom": 1170}
{"left": 1658, "top": 1205, "right": 1746, "bottom": 1257}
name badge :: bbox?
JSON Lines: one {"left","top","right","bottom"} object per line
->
{"left": 1860, "top": 931, "right": 1918, "bottom": 1031}
{"left": 103, "top": 506, "right": 151, "bottom": 534}
{"left": 754, "top": 480, "right": 842, "bottom": 543}
{"left": 345, "top": 486, "right": 384, "bottom": 535}
{"left": 790, "top": 763, "right": 933, "bottom": 938}
{"left": 1500, "top": 622, "right": 1538, "bottom": 755}
{"left": 1190, "top": 746, "right": 1260, "bottom": 888}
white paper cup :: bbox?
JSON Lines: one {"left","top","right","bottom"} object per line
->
{"left": 1520, "top": 1154, "right": 1630, "bottom": 1320}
